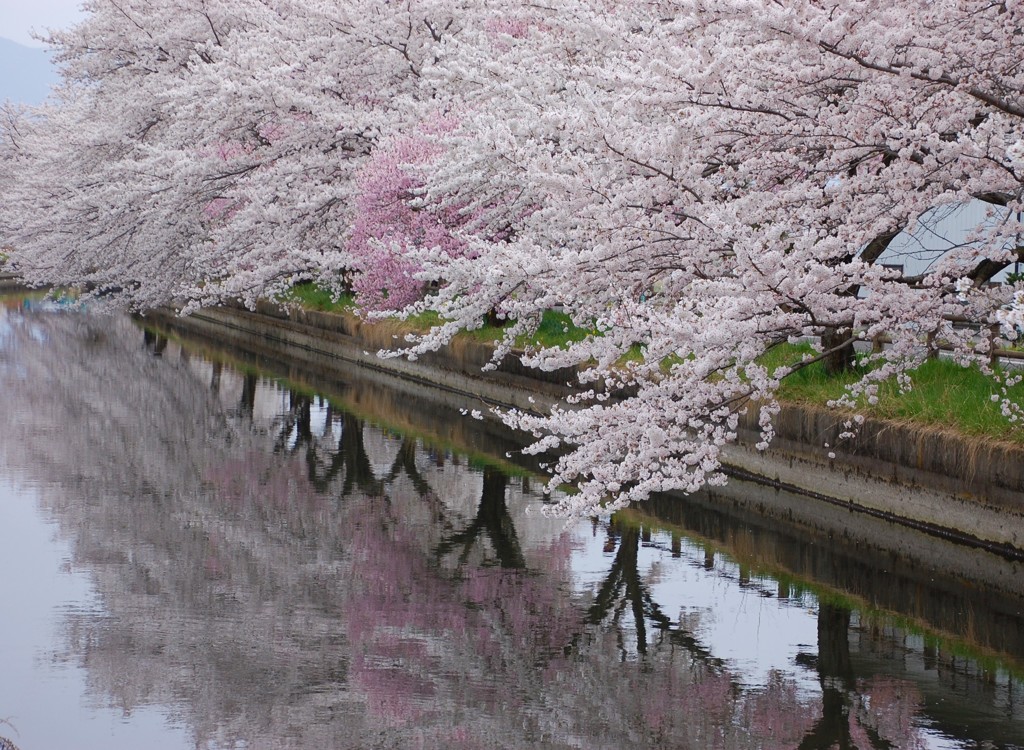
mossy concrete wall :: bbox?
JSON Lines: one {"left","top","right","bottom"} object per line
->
{"left": 148, "top": 303, "right": 575, "bottom": 414}
{"left": 144, "top": 303, "right": 1024, "bottom": 556}
{"left": 727, "top": 405, "right": 1024, "bottom": 553}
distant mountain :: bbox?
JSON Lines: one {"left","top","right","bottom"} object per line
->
{"left": 0, "top": 37, "right": 58, "bottom": 105}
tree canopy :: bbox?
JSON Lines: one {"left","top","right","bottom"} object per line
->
{"left": 2, "top": 0, "right": 1022, "bottom": 514}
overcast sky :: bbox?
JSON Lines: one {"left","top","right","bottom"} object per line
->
{"left": 0, "top": 0, "right": 84, "bottom": 48}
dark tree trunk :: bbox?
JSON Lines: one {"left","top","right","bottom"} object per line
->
{"left": 484, "top": 308, "right": 504, "bottom": 328}
{"left": 822, "top": 327, "right": 855, "bottom": 376}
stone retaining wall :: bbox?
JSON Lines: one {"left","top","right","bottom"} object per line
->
{"left": 144, "top": 303, "right": 1024, "bottom": 555}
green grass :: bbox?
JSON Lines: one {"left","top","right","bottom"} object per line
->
{"left": 282, "top": 282, "right": 356, "bottom": 312}
{"left": 417, "top": 309, "right": 595, "bottom": 350}
{"left": 285, "top": 283, "right": 595, "bottom": 350}
{"left": 761, "top": 342, "right": 1024, "bottom": 444}
{"left": 759, "top": 342, "right": 861, "bottom": 402}
{"left": 531, "top": 310, "right": 593, "bottom": 348}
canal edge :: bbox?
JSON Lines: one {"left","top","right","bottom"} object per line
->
{"left": 140, "top": 303, "right": 1024, "bottom": 557}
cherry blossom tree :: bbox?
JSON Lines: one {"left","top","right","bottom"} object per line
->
{"left": 2, "top": 0, "right": 1023, "bottom": 514}
{"left": 399, "top": 0, "right": 1024, "bottom": 512}
{"left": 0, "top": 0, "right": 468, "bottom": 310}
{"left": 348, "top": 118, "right": 471, "bottom": 312}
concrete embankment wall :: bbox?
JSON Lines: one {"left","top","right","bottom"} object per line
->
{"left": 729, "top": 404, "right": 1024, "bottom": 552}
{"left": 144, "top": 303, "right": 1024, "bottom": 556}
{"left": 151, "top": 302, "right": 579, "bottom": 413}
{"left": 0, "top": 272, "right": 28, "bottom": 294}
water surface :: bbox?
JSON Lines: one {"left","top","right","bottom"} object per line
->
{"left": 1, "top": 302, "right": 1022, "bottom": 749}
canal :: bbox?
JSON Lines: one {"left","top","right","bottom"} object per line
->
{"left": 1, "top": 300, "right": 1023, "bottom": 749}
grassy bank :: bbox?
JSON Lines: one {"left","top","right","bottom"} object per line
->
{"left": 285, "top": 282, "right": 590, "bottom": 349}
{"left": 284, "top": 284, "right": 1024, "bottom": 445}
{"left": 761, "top": 342, "right": 1024, "bottom": 445}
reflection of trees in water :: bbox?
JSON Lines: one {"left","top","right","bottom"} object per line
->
{"left": 269, "top": 391, "right": 383, "bottom": 495}
{"left": 1, "top": 314, "right": 235, "bottom": 498}
{"left": 581, "top": 520, "right": 704, "bottom": 660}
{"left": 435, "top": 466, "right": 525, "bottom": 569}
{"left": 0, "top": 312, "right": 966, "bottom": 748}
{"left": 342, "top": 492, "right": 824, "bottom": 749}
{"left": 797, "top": 605, "right": 927, "bottom": 749}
